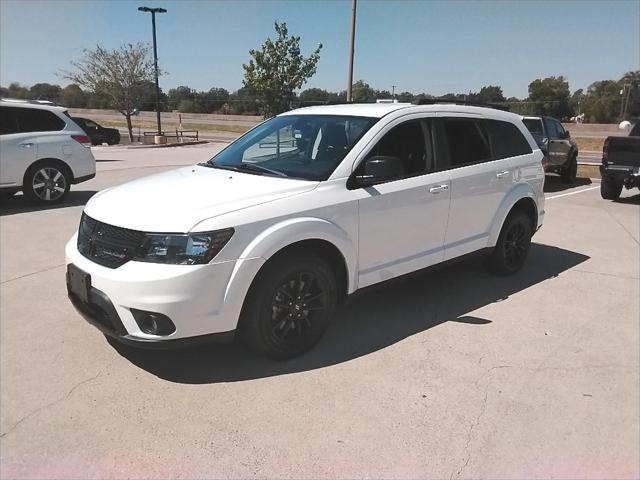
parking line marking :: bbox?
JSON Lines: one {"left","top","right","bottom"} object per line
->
{"left": 546, "top": 186, "right": 600, "bottom": 200}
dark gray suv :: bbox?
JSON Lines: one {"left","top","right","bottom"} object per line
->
{"left": 522, "top": 116, "right": 578, "bottom": 183}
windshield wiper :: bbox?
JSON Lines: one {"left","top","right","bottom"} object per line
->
{"left": 236, "top": 163, "right": 288, "bottom": 177}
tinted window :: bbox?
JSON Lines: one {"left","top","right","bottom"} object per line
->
{"left": 0, "top": 107, "right": 19, "bottom": 135}
{"left": 523, "top": 118, "right": 544, "bottom": 136}
{"left": 441, "top": 118, "right": 491, "bottom": 167}
{"left": 486, "top": 120, "right": 533, "bottom": 159}
{"left": 553, "top": 120, "right": 565, "bottom": 137}
{"left": 544, "top": 118, "right": 561, "bottom": 139}
{"left": 8, "top": 107, "right": 66, "bottom": 133}
{"left": 630, "top": 122, "right": 640, "bottom": 137}
{"left": 362, "top": 120, "right": 434, "bottom": 179}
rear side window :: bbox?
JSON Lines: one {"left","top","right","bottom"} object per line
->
{"left": 544, "top": 118, "right": 562, "bottom": 139}
{"left": 6, "top": 107, "right": 66, "bottom": 133}
{"left": 0, "top": 107, "right": 19, "bottom": 135}
{"left": 630, "top": 122, "right": 640, "bottom": 137}
{"left": 441, "top": 118, "right": 491, "bottom": 167}
{"left": 486, "top": 120, "right": 533, "bottom": 159}
{"left": 523, "top": 118, "right": 543, "bottom": 136}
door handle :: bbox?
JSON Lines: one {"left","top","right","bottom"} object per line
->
{"left": 429, "top": 184, "right": 449, "bottom": 194}
{"left": 496, "top": 171, "right": 510, "bottom": 179}
{"left": 19, "top": 142, "right": 34, "bottom": 148}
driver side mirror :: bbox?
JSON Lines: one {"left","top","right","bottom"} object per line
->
{"left": 350, "top": 155, "right": 404, "bottom": 189}
{"left": 564, "top": 130, "right": 571, "bottom": 139}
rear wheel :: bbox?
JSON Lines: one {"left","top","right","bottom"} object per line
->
{"left": 488, "top": 211, "right": 533, "bottom": 275}
{"left": 240, "top": 252, "right": 337, "bottom": 359}
{"left": 600, "top": 178, "right": 623, "bottom": 200}
{"left": 561, "top": 154, "right": 577, "bottom": 184}
{"left": 23, "top": 161, "right": 71, "bottom": 204}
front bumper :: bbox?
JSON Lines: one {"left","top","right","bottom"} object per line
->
{"left": 65, "top": 233, "right": 264, "bottom": 346}
{"left": 600, "top": 165, "right": 640, "bottom": 188}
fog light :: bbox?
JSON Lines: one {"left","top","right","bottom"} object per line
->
{"left": 131, "top": 309, "right": 176, "bottom": 336}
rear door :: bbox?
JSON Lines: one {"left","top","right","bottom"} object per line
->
{"left": 0, "top": 106, "right": 36, "bottom": 187}
{"left": 436, "top": 115, "right": 514, "bottom": 260}
{"left": 545, "top": 118, "right": 571, "bottom": 166}
{"left": 355, "top": 118, "right": 451, "bottom": 288}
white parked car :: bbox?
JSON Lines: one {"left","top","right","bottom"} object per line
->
{"left": 66, "top": 102, "right": 545, "bottom": 358}
{"left": 0, "top": 99, "right": 96, "bottom": 203}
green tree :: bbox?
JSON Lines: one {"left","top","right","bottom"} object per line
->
{"left": 62, "top": 43, "right": 156, "bottom": 141}
{"left": 196, "top": 87, "right": 229, "bottom": 113}
{"left": 228, "top": 86, "right": 259, "bottom": 115}
{"left": 2, "top": 82, "right": 30, "bottom": 99}
{"left": 243, "top": 22, "right": 322, "bottom": 117}
{"left": 396, "top": 91, "right": 415, "bottom": 102}
{"left": 167, "top": 86, "right": 196, "bottom": 111}
{"left": 582, "top": 80, "right": 622, "bottom": 123}
{"left": 351, "top": 80, "right": 376, "bottom": 102}
{"left": 29, "top": 83, "right": 62, "bottom": 103}
{"left": 477, "top": 85, "right": 505, "bottom": 104}
{"left": 299, "top": 87, "right": 331, "bottom": 104}
{"left": 527, "top": 76, "right": 572, "bottom": 119}
{"left": 60, "top": 84, "right": 88, "bottom": 108}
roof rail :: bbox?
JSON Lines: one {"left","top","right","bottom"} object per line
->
{"left": 411, "top": 98, "right": 510, "bottom": 112}
{"left": 0, "top": 98, "right": 58, "bottom": 106}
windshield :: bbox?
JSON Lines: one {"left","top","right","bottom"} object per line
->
{"left": 207, "top": 114, "right": 378, "bottom": 181}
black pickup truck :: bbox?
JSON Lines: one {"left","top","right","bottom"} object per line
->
{"left": 600, "top": 121, "right": 640, "bottom": 200}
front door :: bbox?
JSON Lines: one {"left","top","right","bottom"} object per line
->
{"left": 355, "top": 119, "right": 451, "bottom": 288}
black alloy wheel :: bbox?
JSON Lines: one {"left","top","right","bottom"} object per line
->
{"left": 488, "top": 211, "right": 533, "bottom": 275}
{"left": 240, "top": 252, "right": 337, "bottom": 359}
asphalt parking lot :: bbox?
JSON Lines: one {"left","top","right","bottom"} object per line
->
{"left": 1, "top": 143, "right": 638, "bottom": 479}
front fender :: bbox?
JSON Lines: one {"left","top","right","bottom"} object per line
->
{"left": 223, "top": 217, "right": 357, "bottom": 306}
{"left": 487, "top": 183, "right": 538, "bottom": 247}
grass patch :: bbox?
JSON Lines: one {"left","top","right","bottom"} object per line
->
{"left": 574, "top": 137, "right": 604, "bottom": 152}
{"left": 97, "top": 119, "right": 251, "bottom": 135}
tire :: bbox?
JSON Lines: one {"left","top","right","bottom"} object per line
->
{"left": 561, "top": 153, "right": 577, "bottom": 184}
{"left": 488, "top": 211, "right": 533, "bottom": 276}
{"left": 108, "top": 133, "right": 120, "bottom": 145}
{"left": 600, "top": 178, "right": 623, "bottom": 200}
{"left": 23, "top": 161, "right": 71, "bottom": 204}
{"left": 239, "top": 251, "right": 338, "bottom": 359}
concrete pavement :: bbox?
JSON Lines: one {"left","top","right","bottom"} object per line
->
{"left": 1, "top": 146, "right": 638, "bottom": 479}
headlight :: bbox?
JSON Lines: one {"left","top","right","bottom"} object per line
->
{"left": 134, "top": 228, "right": 234, "bottom": 265}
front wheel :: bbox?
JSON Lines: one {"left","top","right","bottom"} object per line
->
{"left": 23, "top": 162, "right": 71, "bottom": 204}
{"left": 240, "top": 252, "right": 337, "bottom": 359}
{"left": 488, "top": 211, "right": 533, "bottom": 275}
{"left": 600, "top": 178, "right": 623, "bottom": 200}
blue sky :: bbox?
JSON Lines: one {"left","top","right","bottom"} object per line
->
{"left": 1, "top": 0, "right": 638, "bottom": 98}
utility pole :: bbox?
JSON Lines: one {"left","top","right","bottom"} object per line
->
{"left": 622, "top": 82, "right": 632, "bottom": 120}
{"left": 392, "top": 85, "right": 396, "bottom": 100}
{"left": 346, "top": 0, "right": 357, "bottom": 102}
{"left": 138, "top": 6, "right": 167, "bottom": 135}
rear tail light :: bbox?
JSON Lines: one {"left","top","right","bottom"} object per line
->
{"left": 541, "top": 155, "right": 549, "bottom": 171}
{"left": 72, "top": 135, "right": 91, "bottom": 148}
{"left": 602, "top": 138, "right": 610, "bottom": 164}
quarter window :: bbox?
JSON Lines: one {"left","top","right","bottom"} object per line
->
{"left": 0, "top": 107, "right": 19, "bottom": 135}
{"left": 486, "top": 120, "right": 533, "bottom": 159}
{"left": 441, "top": 118, "right": 491, "bottom": 167}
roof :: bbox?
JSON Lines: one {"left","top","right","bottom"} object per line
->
{"left": 282, "top": 102, "right": 522, "bottom": 122}
{"left": 0, "top": 98, "right": 67, "bottom": 112}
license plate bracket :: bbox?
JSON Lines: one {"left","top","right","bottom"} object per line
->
{"left": 67, "top": 264, "right": 91, "bottom": 304}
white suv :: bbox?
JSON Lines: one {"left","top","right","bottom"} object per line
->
{"left": 65, "top": 102, "right": 545, "bottom": 358}
{"left": 0, "top": 99, "right": 96, "bottom": 203}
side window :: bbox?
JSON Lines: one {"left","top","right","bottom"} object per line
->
{"left": 486, "top": 120, "right": 533, "bottom": 159}
{"left": 441, "top": 118, "right": 491, "bottom": 167}
{"left": 0, "top": 107, "right": 19, "bottom": 135}
{"left": 84, "top": 120, "right": 99, "bottom": 129}
{"left": 15, "top": 108, "right": 66, "bottom": 133}
{"left": 361, "top": 119, "right": 434, "bottom": 180}
{"left": 553, "top": 120, "right": 566, "bottom": 138}
{"left": 543, "top": 118, "right": 560, "bottom": 139}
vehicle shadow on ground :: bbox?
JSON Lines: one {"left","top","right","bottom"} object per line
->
{"left": 111, "top": 243, "right": 589, "bottom": 384}
{"left": 615, "top": 193, "right": 640, "bottom": 205}
{"left": 543, "top": 175, "right": 592, "bottom": 193}
{"left": 0, "top": 190, "right": 97, "bottom": 216}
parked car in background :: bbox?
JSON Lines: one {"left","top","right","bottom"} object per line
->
{"left": 66, "top": 102, "right": 545, "bottom": 358}
{"left": 71, "top": 117, "right": 120, "bottom": 145}
{"left": 522, "top": 115, "right": 578, "bottom": 183}
{"left": 0, "top": 99, "right": 96, "bottom": 203}
{"left": 600, "top": 121, "right": 640, "bottom": 200}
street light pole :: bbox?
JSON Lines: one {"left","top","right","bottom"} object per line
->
{"left": 346, "top": 0, "right": 357, "bottom": 102}
{"left": 138, "top": 6, "right": 166, "bottom": 135}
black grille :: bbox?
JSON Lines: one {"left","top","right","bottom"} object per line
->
{"left": 77, "top": 213, "right": 146, "bottom": 268}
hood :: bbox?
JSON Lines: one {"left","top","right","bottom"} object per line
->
{"left": 84, "top": 165, "right": 318, "bottom": 232}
